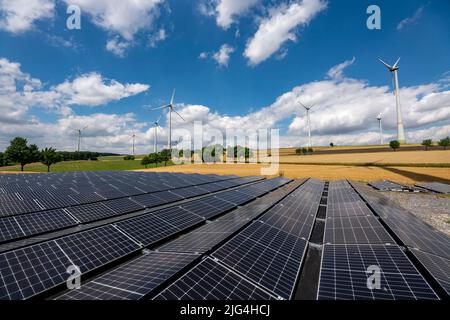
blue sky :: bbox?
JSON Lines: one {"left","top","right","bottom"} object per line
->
{"left": 0, "top": 0, "right": 449, "bottom": 153}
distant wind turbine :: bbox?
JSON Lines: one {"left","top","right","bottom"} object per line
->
{"left": 378, "top": 57, "right": 406, "bottom": 143}
{"left": 152, "top": 89, "right": 185, "bottom": 150}
{"left": 297, "top": 101, "right": 316, "bottom": 148}
{"left": 153, "top": 115, "right": 162, "bottom": 153}
{"left": 74, "top": 126, "right": 88, "bottom": 152}
{"left": 376, "top": 113, "right": 383, "bottom": 145}
{"left": 130, "top": 129, "right": 136, "bottom": 156}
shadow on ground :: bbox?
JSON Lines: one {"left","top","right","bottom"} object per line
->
{"left": 380, "top": 167, "right": 450, "bottom": 184}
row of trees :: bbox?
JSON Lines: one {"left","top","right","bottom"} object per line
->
{"left": 421, "top": 137, "right": 450, "bottom": 150}
{"left": 0, "top": 137, "right": 62, "bottom": 172}
{"left": 141, "top": 150, "right": 171, "bottom": 168}
{"left": 295, "top": 147, "right": 314, "bottom": 155}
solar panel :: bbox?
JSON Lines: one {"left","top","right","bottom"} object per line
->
{"left": 180, "top": 197, "right": 236, "bottom": 219}
{"left": 212, "top": 222, "right": 308, "bottom": 299}
{"left": 0, "top": 199, "right": 43, "bottom": 217}
{"left": 170, "top": 186, "right": 206, "bottom": 198}
{"left": 318, "top": 244, "right": 438, "bottom": 300}
{"left": 65, "top": 202, "right": 115, "bottom": 222}
{"left": 0, "top": 241, "right": 73, "bottom": 300}
{"left": 158, "top": 220, "right": 247, "bottom": 254}
{"left": 154, "top": 258, "right": 275, "bottom": 300}
{"left": 369, "top": 180, "right": 405, "bottom": 191}
{"left": 410, "top": 249, "right": 450, "bottom": 296}
{"left": 15, "top": 209, "right": 78, "bottom": 238}
{"left": 324, "top": 215, "right": 395, "bottom": 245}
{"left": 102, "top": 197, "right": 144, "bottom": 214}
{"left": 0, "top": 216, "right": 25, "bottom": 243}
{"left": 214, "top": 190, "right": 255, "bottom": 206}
{"left": 416, "top": 182, "right": 450, "bottom": 194}
{"left": 56, "top": 252, "right": 199, "bottom": 300}
{"left": 55, "top": 225, "right": 141, "bottom": 273}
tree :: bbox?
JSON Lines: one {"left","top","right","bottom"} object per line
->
{"left": 330, "top": 142, "right": 334, "bottom": 147}
{"left": 389, "top": 140, "right": 400, "bottom": 152}
{"left": 5, "top": 137, "right": 40, "bottom": 171}
{"left": 40, "top": 147, "right": 62, "bottom": 172}
{"left": 0, "top": 152, "right": 8, "bottom": 167}
{"left": 141, "top": 156, "right": 151, "bottom": 168}
{"left": 421, "top": 139, "right": 433, "bottom": 151}
{"left": 123, "top": 155, "right": 135, "bottom": 160}
{"left": 148, "top": 153, "right": 160, "bottom": 167}
{"left": 438, "top": 137, "right": 450, "bottom": 150}
{"left": 159, "top": 149, "right": 171, "bottom": 166}
{"left": 295, "top": 148, "right": 302, "bottom": 155}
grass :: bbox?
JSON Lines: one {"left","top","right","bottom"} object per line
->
{"left": 0, "top": 159, "right": 173, "bottom": 173}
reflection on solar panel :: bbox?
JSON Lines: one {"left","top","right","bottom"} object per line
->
{"left": 56, "top": 252, "right": 199, "bottom": 300}
{"left": 324, "top": 215, "right": 394, "bottom": 244}
{"left": 410, "top": 249, "right": 450, "bottom": 295}
{"left": 369, "top": 180, "right": 405, "bottom": 191}
{"left": 65, "top": 202, "right": 115, "bottom": 222}
{"left": 159, "top": 220, "right": 247, "bottom": 254}
{"left": 15, "top": 209, "right": 78, "bottom": 237}
{"left": 212, "top": 222, "right": 307, "bottom": 299}
{"left": 55, "top": 225, "right": 141, "bottom": 273}
{"left": 259, "top": 179, "right": 323, "bottom": 239}
{"left": 318, "top": 244, "right": 438, "bottom": 300}
{"left": 0, "top": 241, "right": 72, "bottom": 300}
{"left": 155, "top": 258, "right": 275, "bottom": 300}
{"left": 416, "top": 182, "right": 450, "bottom": 194}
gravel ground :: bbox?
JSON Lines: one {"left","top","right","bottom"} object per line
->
{"left": 382, "top": 191, "right": 450, "bottom": 236}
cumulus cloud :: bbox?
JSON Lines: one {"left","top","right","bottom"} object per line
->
{"left": 213, "top": 44, "right": 235, "bottom": 67}
{"left": 106, "top": 37, "right": 130, "bottom": 57}
{"left": 397, "top": 6, "right": 424, "bottom": 31}
{"left": 327, "top": 57, "right": 355, "bottom": 80}
{"left": 198, "top": 0, "right": 260, "bottom": 29}
{"left": 244, "top": 0, "right": 327, "bottom": 66}
{"left": 148, "top": 28, "right": 167, "bottom": 48}
{"left": 0, "top": 0, "right": 54, "bottom": 33}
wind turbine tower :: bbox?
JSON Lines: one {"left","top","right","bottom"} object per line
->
{"left": 379, "top": 57, "right": 406, "bottom": 143}
{"left": 131, "top": 130, "right": 136, "bottom": 156}
{"left": 75, "top": 126, "right": 88, "bottom": 152}
{"left": 297, "top": 101, "right": 316, "bottom": 148}
{"left": 376, "top": 113, "right": 383, "bottom": 145}
{"left": 152, "top": 89, "right": 185, "bottom": 150}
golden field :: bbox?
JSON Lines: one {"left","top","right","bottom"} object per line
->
{"left": 137, "top": 163, "right": 450, "bottom": 184}
{"left": 269, "top": 150, "right": 450, "bottom": 165}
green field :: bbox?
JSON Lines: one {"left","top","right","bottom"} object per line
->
{"left": 0, "top": 158, "right": 173, "bottom": 173}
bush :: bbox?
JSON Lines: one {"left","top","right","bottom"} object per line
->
{"left": 123, "top": 155, "right": 135, "bottom": 160}
{"left": 0, "top": 152, "right": 8, "bottom": 167}
{"left": 389, "top": 140, "right": 400, "bottom": 151}
{"left": 141, "top": 156, "right": 151, "bottom": 168}
{"left": 295, "top": 148, "right": 302, "bottom": 155}
{"left": 421, "top": 139, "right": 433, "bottom": 151}
{"left": 307, "top": 147, "right": 313, "bottom": 153}
{"left": 438, "top": 137, "right": 450, "bottom": 150}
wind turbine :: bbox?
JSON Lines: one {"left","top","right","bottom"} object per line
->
{"left": 376, "top": 113, "right": 383, "bottom": 145}
{"left": 378, "top": 57, "right": 406, "bottom": 143}
{"left": 74, "top": 126, "right": 88, "bottom": 152}
{"left": 130, "top": 129, "right": 136, "bottom": 156}
{"left": 297, "top": 101, "right": 315, "bottom": 148}
{"left": 153, "top": 115, "right": 162, "bottom": 153}
{"left": 152, "top": 89, "right": 185, "bottom": 150}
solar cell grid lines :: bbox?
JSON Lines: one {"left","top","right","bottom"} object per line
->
{"left": 324, "top": 215, "right": 394, "bottom": 245}
{"left": 57, "top": 252, "right": 200, "bottom": 300}
{"left": 55, "top": 225, "right": 141, "bottom": 273}
{"left": 154, "top": 258, "right": 276, "bottom": 300}
{"left": 410, "top": 249, "right": 450, "bottom": 295}
{"left": 212, "top": 222, "right": 308, "bottom": 299}
{"left": 318, "top": 244, "right": 438, "bottom": 300}
{"left": 158, "top": 220, "right": 248, "bottom": 254}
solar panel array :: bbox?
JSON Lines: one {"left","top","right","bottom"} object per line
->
{"left": 317, "top": 181, "right": 439, "bottom": 300}
{"left": 0, "top": 173, "right": 265, "bottom": 245}
{"left": 415, "top": 182, "right": 450, "bottom": 194}
{"left": 0, "top": 173, "right": 293, "bottom": 300}
{"left": 369, "top": 180, "right": 425, "bottom": 193}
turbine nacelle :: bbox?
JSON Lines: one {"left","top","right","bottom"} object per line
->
{"left": 378, "top": 57, "right": 400, "bottom": 72}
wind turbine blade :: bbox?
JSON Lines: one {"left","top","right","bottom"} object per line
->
{"left": 82, "top": 125, "right": 88, "bottom": 130}
{"left": 393, "top": 57, "right": 401, "bottom": 69}
{"left": 152, "top": 105, "right": 169, "bottom": 110}
{"left": 297, "top": 101, "right": 308, "bottom": 110}
{"left": 309, "top": 104, "right": 316, "bottom": 110}
{"left": 170, "top": 89, "right": 176, "bottom": 105}
{"left": 173, "top": 109, "right": 185, "bottom": 121}
{"left": 378, "top": 58, "right": 392, "bottom": 70}
{"left": 157, "top": 114, "right": 162, "bottom": 123}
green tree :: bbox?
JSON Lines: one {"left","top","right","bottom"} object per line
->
{"left": 389, "top": 140, "right": 400, "bottom": 152}
{"left": 5, "top": 137, "right": 40, "bottom": 171}
{"left": 40, "top": 147, "right": 62, "bottom": 172}
{"left": 330, "top": 142, "right": 334, "bottom": 147}
{"left": 0, "top": 152, "right": 8, "bottom": 167}
{"left": 421, "top": 139, "right": 433, "bottom": 151}
{"left": 159, "top": 149, "right": 171, "bottom": 166}
{"left": 148, "top": 153, "right": 160, "bottom": 167}
{"left": 295, "top": 148, "right": 302, "bottom": 155}
{"left": 438, "top": 136, "right": 450, "bottom": 150}
{"left": 141, "top": 156, "right": 151, "bottom": 168}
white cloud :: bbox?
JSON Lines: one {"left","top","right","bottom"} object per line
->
{"left": 327, "top": 57, "right": 355, "bottom": 80}
{"left": 397, "top": 6, "right": 424, "bottom": 31}
{"left": 106, "top": 37, "right": 130, "bottom": 57}
{"left": 213, "top": 44, "right": 235, "bottom": 67}
{"left": 0, "top": 0, "right": 54, "bottom": 33}
{"left": 215, "top": 0, "right": 260, "bottom": 29}
{"left": 244, "top": 0, "right": 327, "bottom": 66}
{"left": 63, "top": 0, "right": 163, "bottom": 41}
{"left": 53, "top": 72, "right": 149, "bottom": 106}
{"left": 148, "top": 28, "right": 167, "bottom": 48}
{"left": 199, "top": 52, "right": 209, "bottom": 59}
